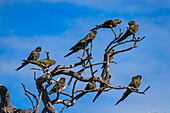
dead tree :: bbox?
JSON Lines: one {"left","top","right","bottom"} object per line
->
{"left": 0, "top": 20, "right": 150, "bottom": 113}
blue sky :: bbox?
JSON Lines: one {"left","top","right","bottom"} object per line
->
{"left": 0, "top": 0, "right": 170, "bottom": 113}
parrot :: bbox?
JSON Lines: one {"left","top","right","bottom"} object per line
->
{"left": 90, "top": 19, "right": 122, "bottom": 31}
{"left": 15, "top": 46, "right": 42, "bottom": 71}
{"left": 93, "top": 74, "right": 111, "bottom": 102}
{"left": 48, "top": 77, "right": 66, "bottom": 95}
{"left": 115, "top": 75, "right": 142, "bottom": 105}
{"left": 115, "top": 20, "right": 139, "bottom": 43}
{"left": 23, "top": 59, "right": 56, "bottom": 69}
{"left": 64, "top": 30, "right": 97, "bottom": 57}
{"left": 75, "top": 81, "right": 96, "bottom": 100}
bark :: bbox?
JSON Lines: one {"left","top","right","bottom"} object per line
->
{"left": 0, "top": 85, "right": 32, "bottom": 113}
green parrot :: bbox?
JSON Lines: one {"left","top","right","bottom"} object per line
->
{"left": 90, "top": 19, "right": 122, "bottom": 31}
{"left": 93, "top": 74, "right": 111, "bottom": 102}
{"left": 115, "top": 21, "right": 139, "bottom": 43}
{"left": 64, "top": 30, "right": 97, "bottom": 57}
{"left": 115, "top": 75, "right": 142, "bottom": 105}
{"left": 15, "top": 46, "right": 42, "bottom": 71}
{"left": 23, "top": 59, "right": 56, "bottom": 69}
{"left": 75, "top": 81, "right": 96, "bottom": 100}
{"left": 48, "top": 77, "right": 66, "bottom": 95}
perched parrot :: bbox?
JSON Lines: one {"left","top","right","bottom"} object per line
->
{"left": 64, "top": 30, "right": 97, "bottom": 57}
{"left": 75, "top": 81, "right": 96, "bottom": 100}
{"left": 15, "top": 46, "right": 42, "bottom": 71}
{"left": 90, "top": 19, "right": 122, "bottom": 31}
{"left": 48, "top": 77, "right": 66, "bottom": 95}
{"left": 23, "top": 59, "right": 56, "bottom": 69}
{"left": 93, "top": 74, "right": 111, "bottom": 102}
{"left": 115, "top": 75, "right": 142, "bottom": 105}
{"left": 115, "top": 21, "right": 139, "bottom": 43}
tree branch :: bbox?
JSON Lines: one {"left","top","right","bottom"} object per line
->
{"left": 21, "top": 83, "right": 37, "bottom": 109}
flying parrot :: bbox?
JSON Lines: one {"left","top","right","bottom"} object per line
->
{"left": 15, "top": 46, "right": 42, "bottom": 71}
{"left": 75, "top": 81, "right": 96, "bottom": 100}
{"left": 90, "top": 19, "right": 122, "bottom": 31}
{"left": 23, "top": 59, "right": 56, "bottom": 69}
{"left": 93, "top": 74, "right": 111, "bottom": 102}
{"left": 115, "top": 75, "right": 142, "bottom": 105}
{"left": 115, "top": 21, "right": 139, "bottom": 43}
{"left": 48, "top": 77, "right": 66, "bottom": 95}
{"left": 64, "top": 30, "right": 97, "bottom": 57}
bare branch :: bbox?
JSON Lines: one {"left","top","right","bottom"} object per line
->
{"left": 143, "top": 86, "right": 150, "bottom": 93}
{"left": 21, "top": 83, "right": 37, "bottom": 109}
{"left": 72, "top": 80, "right": 78, "bottom": 98}
{"left": 34, "top": 92, "right": 42, "bottom": 113}
{"left": 53, "top": 100, "right": 74, "bottom": 107}
{"left": 106, "top": 27, "right": 123, "bottom": 51}
{"left": 105, "top": 51, "right": 110, "bottom": 80}
{"left": 60, "top": 92, "right": 72, "bottom": 98}
{"left": 72, "top": 62, "right": 106, "bottom": 75}
{"left": 30, "top": 68, "right": 42, "bottom": 71}
{"left": 86, "top": 49, "right": 94, "bottom": 77}
{"left": 21, "top": 83, "right": 38, "bottom": 101}
{"left": 60, "top": 106, "right": 66, "bottom": 113}
{"left": 111, "top": 27, "right": 116, "bottom": 37}
{"left": 110, "top": 36, "right": 146, "bottom": 57}
{"left": 62, "top": 77, "right": 73, "bottom": 91}
{"left": 36, "top": 79, "right": 58, "bottom": 113}
{"left": 132, "top": 86, "right": 151, "bottom": 94}
{"left": 90, "top": 41, "right": 93, "bottom": 55}
{"left": 45, "top": 50, "right": 50, "bottom": 60}
{"left": 75, "top": 87, "right": 111, "bottom": 93}
{"left": 51, "top": 57, "right": 92, "bottom": 72}
{"left": 34, "top": 71, "right": 37, "bottom": 81}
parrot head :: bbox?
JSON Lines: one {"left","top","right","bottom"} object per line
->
{"left": 59, "top": 77, "right": 66, "bottom": 83}
{"left": 136, "top": 75, "right": 142, "bottom": 80}
{"left": 128, "top": 21, "right": 139, "bottom": 26}
{"left": 50, "top": 60, "right": 56, "bottom": 65}
{"left": 109, "top": 48, "right": 115, "bottom": 53}
{"left": 36, "top": 46, "right": 42, "bottom": 52}
{"left": 114, "top": 19, "right": 122, "bottom": 24}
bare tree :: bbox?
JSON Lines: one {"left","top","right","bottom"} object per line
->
{"left": 0, "top": 20, "right": 150, "bottom": 113}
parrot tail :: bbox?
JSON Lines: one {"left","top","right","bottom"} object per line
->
{"left": 90, "top": 25, "right": 101, "bottom": 31}
{"left": 115, "top": 34, "right": 127, "bottom": 43}
{"left": 15, "top": 62, "right": 28, "bottom": 71}
{"left": 75, "top": 92, "right": 87, "bottom": 100}
{"left": 64, "top": 50, "right": 77, "bottom": 57}
{"left": 115, "top": 30, "right": 132, "bottom": 43}
{"left": 115, "top": 89, "right": 132, "bottom": 106}
{"left": 93, "top": 91, "right": 103, "bottom": 102}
